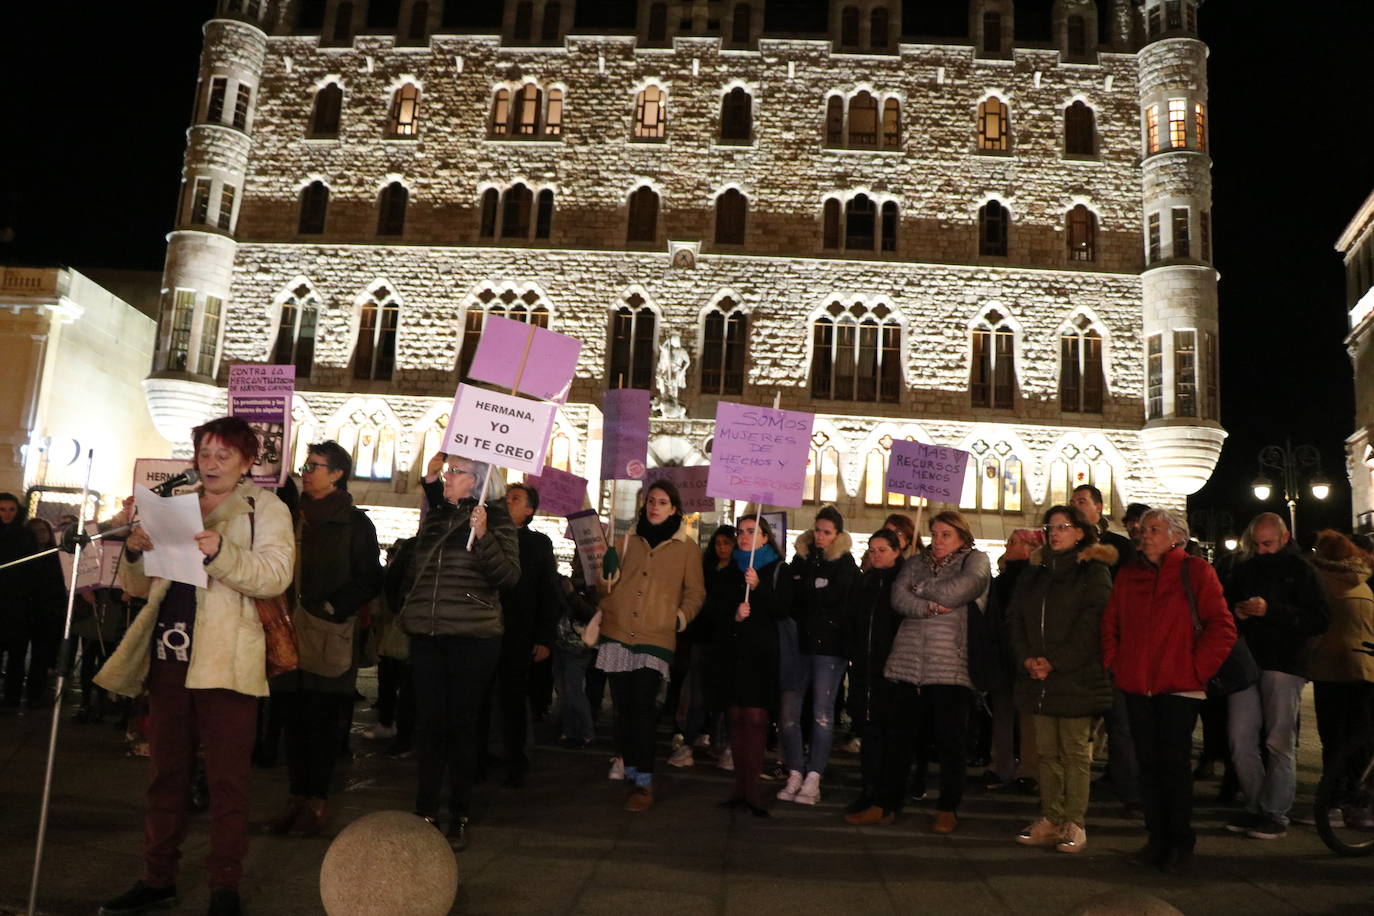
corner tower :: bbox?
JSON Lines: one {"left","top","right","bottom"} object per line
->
{"left": 1135, "top": 0, "right": 1225, "bottom": 495}
{"left": 143, "top": 0, "right": 268, "bottom": 446}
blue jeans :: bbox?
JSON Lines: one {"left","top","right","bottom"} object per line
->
{"left": 1228, "top": 670, "right": 1306, "bottom": 821}
{"left": 779, "top": 654, "right": 845, "bottom": 775}
{"left": 553, "top": 646, "right": 595, "bottom": 743}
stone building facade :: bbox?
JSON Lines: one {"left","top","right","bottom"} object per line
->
{"left": 1339, "top": 189, "right": 1374, "bottom": 532}
{"left": 143, "top": 0, "right": 1225, "bottom": 546}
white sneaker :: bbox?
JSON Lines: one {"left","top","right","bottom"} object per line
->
{"left": 717, "top": 746, "right": 735, "bottom": 771}
{"left": 670, "top": 733, "right": 685, "bottom": 750}
{"left": 795, "top": 771, "right": 821, "bottom": 806}
{"left": 608, "top": 756, "right": 625, "bottom": 780}
{"left": 667, "top": 745, "right": 694, "bottom": 768}
{"left": 362, "top": 722, "right": 397, "bottom": 740}
{"left": 693, "top": 734, "right": 711, "bottom": 748}
{"left": 777, "top": 770, "right": 804, "bottom": 802}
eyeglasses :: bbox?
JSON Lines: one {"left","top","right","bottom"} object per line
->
{"left": 299, "top": 462, "right": 330, "bottom": 474}
{"left": 443, "top": 466, "right": 477, "bottom": 478}
{"left": 1043, "top": 523, "right": 1076, "bottom": 533}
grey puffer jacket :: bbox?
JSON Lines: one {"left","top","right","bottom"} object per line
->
{"left": 400, "top": 479, "right": 520, "bottom": 638}
{"left": 884, "top": 547, "right": 992, "bottom": 688}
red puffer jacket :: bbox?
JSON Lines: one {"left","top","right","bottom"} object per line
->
{"left": 1101, "top": 547, "right": 1236, "bottom": 696}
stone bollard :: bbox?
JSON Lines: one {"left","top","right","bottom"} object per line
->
{"left": 320, "top": 811, "right": 458, "bottom": 916}
{"left": 1068, "top": 890, "right": 1184, "bottom": 916}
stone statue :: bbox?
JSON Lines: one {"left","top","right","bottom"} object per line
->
{"left": 655, "top": 333, "right": 690, "bottom": 416}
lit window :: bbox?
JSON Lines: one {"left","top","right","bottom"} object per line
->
{"left": 353, "top": 288, "right": 399, "bottom": 381}
{"left": 1195, "top": 102, "right": 1207, "bottom": 152}
{"left": 456, "top": 285, "right": 551, "bottom": 380}
{"left": 490, "top": 89, "right": 510, "bottom": 135}
{"left": 848, "top": 92, "right": 878, "bottom": 147}
{"left": 1145, "top": 105, "right": 1159, "bottom": 154}
{"left": 1167, "top": 98, "right": 1187, "bottom": 148}
{"left": 609, "top": 293, "right": 656, "bottom": 389}
{"left": 166, "top": 289, "right": 196, "bottom": 372}
{"left": 273, "top": 283, "right": 319, "bottom": 376}
{"left": 804, "top": 443, "right": 841, "bottom": 503}
{"left": 970, "top": 310, "right": 1015, "bottom": 409}
{"left": 810, "top": 299, "right": 901, "bottom": 403}
{"left": 701, "top": 298, "right": 747, "bottom": 396}
{"left": 1146, "top": 333, "right": 1163, "bottom": 419}
{"left": 978, "top": 97, "right": 1010, "bottom": 151}
{"left": 336, "top": 407, "right": 396, "bottom": 481}
{"left": 633, "top": 86, "right": 667, "bottom": 140}
{"left": 1060, "top": 318, "right": 1104, "bottom": 413}
{"left": 514, "top": 84, "right": 542, "bottom": 135}
{"left": 387, "top": 84, "right": 421, "bottom": 137}
{"left": 546, "top": 89, "right": 563, "bottom": 136}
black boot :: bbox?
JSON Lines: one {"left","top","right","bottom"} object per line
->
{"left": 98, "top": 880, "right": 178, "bottom": 915}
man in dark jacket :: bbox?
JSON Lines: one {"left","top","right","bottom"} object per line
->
{"left": 479, "top": 482, "right": 560, "bottom": 788}
{"left": 0, "top": 493, "right": 37, "bottom": 707}
{"left": 402, "top": 453, "right": 520, "bottom": 850}
{"left": 1223, "top": 512, "right": 1329, "bottom": 840}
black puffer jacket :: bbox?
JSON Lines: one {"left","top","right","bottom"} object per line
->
{"left": 400, "top": 478, "right": 520, "bottom": 638}
{"left": 716, "top": 558, "right": 793, "bottom": 709}
{"left": 789, "top": 530, "right": 859, "bottom": 657}
{"left": 500, "top": 525, "right": 562, "bottom": 651}
{"left": 1225, "top": 542, "right": 1329, "bottom": 675}
{"left": 846, "top": 562, "right": 903, "bottom": 725}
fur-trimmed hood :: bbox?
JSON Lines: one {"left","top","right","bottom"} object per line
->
{"left": 1029, "top": 542, "right": 1119, "bottom": 569}
{"left": 1312, "top": 554, "right": 1372, "bottom": 590}
{"left": 794, "top": 528, "right": 854, "bottom": 562}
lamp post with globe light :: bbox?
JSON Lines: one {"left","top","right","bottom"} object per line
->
{"left": 1250, "top": 438, "right": 1330, "bottom": 536}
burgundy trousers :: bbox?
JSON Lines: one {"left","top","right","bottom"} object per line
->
{"left": 144, "top": 661, "right": 257, "bottom": 890}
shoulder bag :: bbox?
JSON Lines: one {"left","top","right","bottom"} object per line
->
{"left": 246, "top": 497, "right": 298, "bottom": 678}
{"left": 1182, "top": 557, "right": 1259, "bottom": 696}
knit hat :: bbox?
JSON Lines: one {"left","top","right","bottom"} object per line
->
{"left": 814, "top": 505, "right": 844, "bottom": 532}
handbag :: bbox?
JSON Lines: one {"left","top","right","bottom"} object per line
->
{"left": 295, "top": 607, "right": 355, "bottom": 678}
{"left": 1182, "top": 557, "right": 1260, "bottom": 696}
{"left": 246, "top": 497, "right": 298, "bottom": 678}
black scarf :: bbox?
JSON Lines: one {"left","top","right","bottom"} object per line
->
{"left": 300, "top": 487, "right": 352, "bottom": 527}
{"left": 637, "top": 512, "right": 682, "bottom": 549}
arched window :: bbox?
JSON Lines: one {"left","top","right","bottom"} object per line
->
{"left": 290, "top": 402, "right": 318, "bottom": 475}
{"left": 810, "top": 299, "right": 901, "bottom": 403}
{"left": 970, "top": 309, "right": 1015, "bottom": 408}
{"left": 386, "top": 83, "right": 420, "bottom": 137}
{"left": 847, "top": 91, "right": 878, "bottom": 147}
{"left": 490, "top": 88, "right": 510, "bottom": 135}
{"left": 978, "top": 96, "right": 1009, "bottom": 151}
{"left": 335, "top": 406, "right": 396, "bottom": 481}
{"left": 863, "top": 435, "right": 931, "bottom": 509}
{"left": 822, "top": 198, "right": 841, "bottom": 249}
{"left": 353, "top": 287, "right": 399, "bottom": 381}
{"left": 1061, "top": 317, "right": 1105, "bottom": 413}
{"left": 960, "top": 447, "right": 1023, "bottom": 512}
{"left": 1046, "top": 446, "right": 1113, "bottom": 514}
{"left": 731, "top": 3, "right": 751, "bottom": 44}
{"left": 457, "top": 286, "right": 551, "bottom": 380}
{"left": 871, "top": 8, "right": 888, "bottom": 48}
{"left": 839, "top": 6, "right": 860, "bottom": 46}
{"left": 845, "top": 194, "right": 876, "bottom": 250}
{"left": 512, "top": 0, "right": 533, "bottom": 42}
{"left": 1067, "top": 204, "right": 1097, "bottom": 261}
{"left": 882, "top": 98, "right": 901, "bottom": 148}
{"left": 880, "top": 201, "right": 898, "bottom": 252}
{"left": 633, "top": 86, "right": 667, "bottom": 139}
{"left": 406, "top": 0, "right": 429, "bottom": 41}
{"left": 376, "top": 182, "right": 408, "bottom": 236}
{"left": 715, "top": 189, "right": 747, "bottom": 245}
{"left": 609, "top": 293, "right": 656, "bottom": 389}
{"left": 514, "top": 83, "right": 542, "bottom": 135}
{"left": 501, "top": 183, "right": 533, "bottom": 238}
{"left": 546, "top": 88, "right": 563, "bottom": 135}
{"left": 646, "top": 2, "right": 668, "bottom": 42}
{"left": 825, "top": 96, "right": 844, "bottom": 147}
{"left": 273, "top": 283, "right": 319, "bottom": 376}
{"left": 547, "top": 431, "right": 572, "bottom": 471}
{"left": 1064, "top": 101, "right": 1095, "bottom": 156}
{"left": 540, "top": 0, "right": 561, "bottom": 43}
{"left": 720, "top": 87, "right": 752, "bottom": 142}
{"left": 802, "top": 436, "right": 841, "bottom": 504}
{"left": 979, "top": 200, "right": 1009, "bottom": 256}
{"left": 535, "top": 189, "right": 554, "bottom": 239}
{"left": 627, "top": 186, "right": 659, "bottom": 243}
{"left": 701, "top": 297, "right": 747, "bottom": 396}
{"left": 309, "top": 83, "right": 342, "bottom": 137}
{"left": 298, "top": 181, "right": 329, "bottom": 235}
{"left": 478, "top": 188, "right": 499, "bottom": 237}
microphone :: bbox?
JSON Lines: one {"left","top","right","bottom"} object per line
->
{"left": 152, "top": 469, "right": 200, "bottom": 496}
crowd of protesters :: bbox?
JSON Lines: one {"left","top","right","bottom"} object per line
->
{"left": 3, "top": 429, "right": 1373, "bottom": 916}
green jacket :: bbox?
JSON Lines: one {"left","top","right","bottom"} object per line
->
{"left": 1006, "top": 542, "right": 1116, "bottom": 718}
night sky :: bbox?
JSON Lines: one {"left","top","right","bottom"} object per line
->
{"left": 2, "top": 0, "right": 1369, "bottom": 543}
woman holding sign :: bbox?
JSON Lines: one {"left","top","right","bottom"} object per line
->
{"left": 95, "top": 417, "right": 294, "bottom": 916}
{"left": 596, "top": 479, "right": 705, "bottom": 812}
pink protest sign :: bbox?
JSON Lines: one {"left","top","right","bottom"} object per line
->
{"left": 467, "top": 315, "right": 582, "bottom": 403}
{"left": 600, "top": 389, "right": 651, "bottom": 481}
{"left": 706, "top": 402, "right": 814, "bottom": 508}
{"left": 885, "top": 441, "right": 971, "bottom": 503}
{"left": 227, "top": 364, "right": 295, "bottom": 487}
{"left": 525, "top": 466, "right": 588, "bottom": 517}
{"left": 651, "top": 465, "right": 713, "bottom": 514}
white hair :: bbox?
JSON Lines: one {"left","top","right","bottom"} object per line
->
{"left": 1141, "top": 508, "right": 1189, "bottom": 545}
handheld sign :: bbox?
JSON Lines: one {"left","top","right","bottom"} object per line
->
{"left": 600, "top": 389, "right": 651, "bottom": 481}
{"left": 652, "top": 465, "right": 713, "bottom": 514}
{"left": 705, "top": 402, "right": 814, "bottom": 508}
{"left": 134, "top": 458, "right": 197, "bottom": 497}
{"left": 443, "top": 384, "right": 557, "bottom": 476}
{"left": 467, "top": 315, "right": 582, "bottom": 403}
{"left": 524, "top": 466, "right": 589, "bottom": 518}
{"left": 566, "top": 509, "right": 609, "bottom": 589}
{"left": 227, "top": 364, "right": 295, "bottom": 487}
{"left": 885, "top": 441, "right": 971, "bottom": 504}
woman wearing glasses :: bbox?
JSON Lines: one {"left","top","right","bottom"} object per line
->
{"left": 1005, "top": 505, "right": 1115, "bottom": 854}
{"left": 399, "top": 452, "right": 520, "bottom": 850}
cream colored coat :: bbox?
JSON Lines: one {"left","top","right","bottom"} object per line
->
{"left": 95, "top": 482, "right": 295, "bottom": 698}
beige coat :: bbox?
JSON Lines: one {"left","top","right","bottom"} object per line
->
{"left": 597, "top": 522, "right": 705, "bottom": 658}
{"left": 95, "top": 482, "right": 295, "bottom": 698}
{"left": 1308, "top": 555, "right": 1374, "bottom": 683}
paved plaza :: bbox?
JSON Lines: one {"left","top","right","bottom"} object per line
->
{"left": 1, "top": 679, "right": 1370, "bottom": 916}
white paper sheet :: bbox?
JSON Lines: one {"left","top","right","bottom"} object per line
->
{"left": 133, "top": 485, "right": 208, "bottom": 588}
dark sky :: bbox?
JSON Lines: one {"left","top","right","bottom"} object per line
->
{"left": 2, "top": 0, "right": 1369, "bottom": 543}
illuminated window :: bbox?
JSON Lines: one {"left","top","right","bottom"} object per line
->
{"left": 1172, "top": 208, "right": 1191, "bottom": 258}
{"left": 1067, "top": 205, "right": 1096, "bottom": 261}
{"left": 514, "top": 84, "right": 543, "bottom": 135}
{"left": 190, "top": 178, "right": 212, "bottom": 225}
{"left": 810, "top": 299, "right": 901, "bottom": 403}
{"left": 546, "top": 89, "right": 563, "bottom": 135}
{"left": 979, "top": 200, "right": 1009, "bottom": 256}
{"left": 978, "top": 97, "right": 1010, "bottom": 151}
{"left": 720, "top": 88, "right": 752, "bottom": 142}
{"left": 273, "top": 283, "right": 319, "bottom": 376}
{"left": 309, "top": 83, "right": 342, "bottom": 137}
{"left": 216, "top": 185, "right": 236, "bottom": 232}
{"left": 971, "top": 310, "right": 1015, "bottom": 409}
{"left": 386, "top": 84, "right": 421, "bottom": 138}
{"left": 1065, "top": 101, "right": 1095, "bottom": 156}
{"left": 197, "top": 295, "right": 222, "bottom": 377}
{"left": 627, "top": 186, "right": 659, "bottom": 243}
{"left": 1148, "top": 212, "right": 1161, "bottom": 263}
{"left": 701, "top": 297, "right": 747, "bottom": 396}
{"left": 298, "top": 181, "right": 329, "bottom": 234}
{"left": 548, "top": 431, "right": 572, "bottom": 471}
{"left": 715, "top": 189, "right": 747, "bottom": 245}
{"left": 1167, "top": 98, "right": 1187, "bottom": 148}
{"left": 1060, "top": 318, "right": 1104, "bottom": 413}
{"left": 456, "top": 285, "right": 551, "bottom": 380}
{"left": 353, "top": 287, "right": 399, "bottom": 381}
{"left": 336, "top": 407, "right": 396, "bottom": 481}
{"left": 1146, "top": 332, "right": 1163, "bottom": 419}
{"left": 957, "top": 446, "right": 1023, "bottom": 512}
{"left": 376, "top": 182, "right": 408, "bottom": 236}
{"left": 206, "top": 77, "right": 227, "bottom": 123}
{"left": 233, "top": 84, "right": 252, "bottom": 131}
{"left": 490, "top": 89, "right": 510, "bottom": 136}
{"left": 1195, "top": 102, "right": 1207, "bottom": 151}
{"left": 848, "top": 92, "right": 878, "bottom": 147}
{"left": 1145, "top": 105, "right": 1159, "bottom": 154}
{"left": 1175, "top": 330, "right": 1197, "bottom": 418}
{"left": 166, "top": 289, "right": 196, "bottom": 372}
{"left": 803, "top": 440, "right": 841, "bottom": 504}
{"left": 862, "top": 437, "right": 930, "bottom": 509}
{"left": 633, "top": 86, "right": 667, "bottom": 140}
{"left": 609, "top": 293, "right": 656, "bottom": 389}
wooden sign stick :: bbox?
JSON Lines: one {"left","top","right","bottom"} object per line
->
{"left": 742, "top": 393, "right": 782, "bottom": 603}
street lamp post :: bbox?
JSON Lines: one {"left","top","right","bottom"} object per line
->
{"left": 1250, "top": 438, "right": 1330, "bottom": 536}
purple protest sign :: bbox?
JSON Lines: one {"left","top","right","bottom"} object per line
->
{"left": 652, "top": 466, "right": 713, "bottom": 514}
{"left": 525, "top": 466, "right": 589, "bottom": 518}
{"left": 600, "top": 389, "right": 651, "bottom": 481}
{"left": 227, "top": 364, "right": 295, "bottom": 487}
{"left": 467, "top": 315, "right": 582, "bottom": 403}
{"left": 885, "top": 441, "right": 971, "bottom": 503}
{"left": 706, "top": 402, "right": 814, "bottom": 508}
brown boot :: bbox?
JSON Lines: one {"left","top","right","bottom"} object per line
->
{"left": 290, "top": 798, "right": 327, "bottom": 837}
{"left": 266, "top": 796, "right": 304, "bottom": 835}
{"left": 931, "top": 811, "right": 958, "bottom": 834}
{"left": 625, "top": 786, "right": 654, "bottom": 812}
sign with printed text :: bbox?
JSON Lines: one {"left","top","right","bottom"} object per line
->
{"left": 58, "top": 521, "right": 104, "bottom": 593}
{"left": 652, "top": 465, "right": 714, "bottom": 514}
{"left": 133, "top": 458, "right": 197, "bottom": 497}
{"left": 885, "top": 441, "right": 971, "bottom": 503}
{"left": 600, "top": 389, "right": 651, "bottom": 481}
{"left": 443, "top": 384, "right": 557, "bottom": 475}
{"left": 566, "top": 509, "right": 609, "bottom": 588}
{"left": 467, "top": 315, "right": 582, "bottom": 403}
{"left": 525, "top": 466, "right": 589, "bottom": 518}
{"left": 227, "top": 364, "right": 295, "bottom": 487}
{"left": 706, "top": 402, "right": 814, "bottom": 508}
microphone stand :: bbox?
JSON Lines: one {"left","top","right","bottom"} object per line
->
{"left": 0, "top": 521, "right": 138, "bottom": 573}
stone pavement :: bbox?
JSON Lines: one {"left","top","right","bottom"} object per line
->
{"left": 1, "top": 679, "right": 1369, "bottom": 916}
